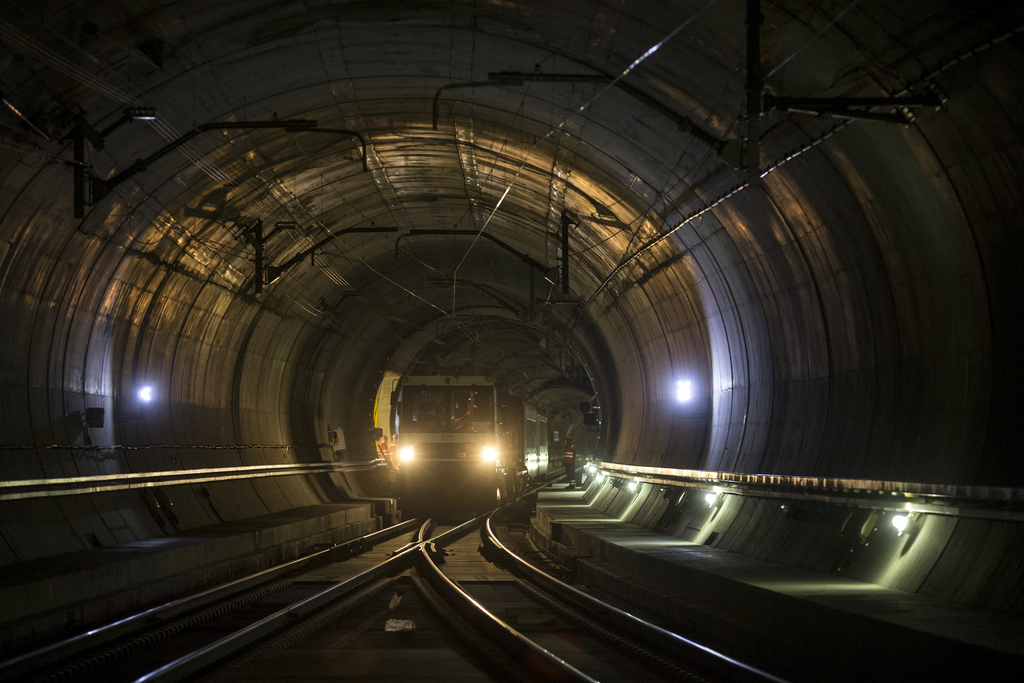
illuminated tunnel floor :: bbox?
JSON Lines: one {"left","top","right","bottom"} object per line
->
{"left": 531, "top": 483, "right": 1024, "bottom": 683}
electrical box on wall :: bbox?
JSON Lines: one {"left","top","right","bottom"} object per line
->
{"left": 328, "top": 428, "right": 346, "bottom": 452}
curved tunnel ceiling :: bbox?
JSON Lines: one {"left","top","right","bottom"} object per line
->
{"left": 2, "top": 0, "right": 1023, "bottom": 524}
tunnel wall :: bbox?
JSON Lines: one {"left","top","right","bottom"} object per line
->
{"left": 659, "top": 95, "right": 1013, "bottom": 486}
{"left": 1, "top": 0, "right": 1022, "bottom": 582}
{"left": 0, "top": 160, "right": 363, "bottom": 563}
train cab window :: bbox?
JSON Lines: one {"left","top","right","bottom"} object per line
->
{"left": 403, "top": 385, "right": 495, "bottom": 433}
{"left": 405, "top": 387, "right": 450, "bottom": 433}
{"left": 453, "top": 388, "right": 495, "bottom": 433}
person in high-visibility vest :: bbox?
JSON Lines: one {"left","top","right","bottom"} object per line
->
{"left": 563, "top": 435, "right": 577, "bottom": 489}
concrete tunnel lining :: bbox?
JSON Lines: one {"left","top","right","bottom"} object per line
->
{"left": 0, "top": 0, "right": 1023, "bottom": 650}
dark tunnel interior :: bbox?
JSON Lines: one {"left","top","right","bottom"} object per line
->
{"left": 1, "top": 0, "right": 1023, "bottom": 659}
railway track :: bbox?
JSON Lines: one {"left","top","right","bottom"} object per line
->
{"left": 1, "top": 495, "right": 787, "bottom": 683}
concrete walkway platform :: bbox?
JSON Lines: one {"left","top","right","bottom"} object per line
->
{"left": 530, "top": 483, "right": 1024, "bottom": 683}
{"left": 1, "top": 502, "right": 383, "bottom": 656}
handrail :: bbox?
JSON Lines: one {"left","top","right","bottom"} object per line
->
{"left": 0, "top": 460, "right": 385, "bottom": 501}
{"left": 593, "top": 463, "right": 1024, "bottom": 521}
{"left": 598, "top": 462, "right": 1024, "bottom": 502}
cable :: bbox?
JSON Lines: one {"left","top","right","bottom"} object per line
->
{"left": 449, "top": 0, "right": 722, "bottom": 309}
{"left": 764, "top": 0, "right": 865, "bottom": 80}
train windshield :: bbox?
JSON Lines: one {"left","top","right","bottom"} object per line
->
{"left": 402, "top": 386, "right": 495, "bottom": 433}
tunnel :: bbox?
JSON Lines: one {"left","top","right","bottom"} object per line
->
{"left": 1, "top": 0, "right": 1023, "bottom": 675}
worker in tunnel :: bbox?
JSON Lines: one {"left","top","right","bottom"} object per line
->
{"left": 563, "top": 435, "right": 577, "bottom": 489}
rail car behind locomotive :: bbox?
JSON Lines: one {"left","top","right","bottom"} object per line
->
{"left": 394, "top": 375, "right": 501, "bottom": 513}
{"left": 497, "top": 397, "right": 550, "bottom": 492}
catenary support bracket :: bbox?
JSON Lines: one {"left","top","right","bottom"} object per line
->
{"left": 763, "top": 92, "right": 945, "bottom": 124}
{"left": 432, "top": 72, "right": 723, "bottom": 152}
{"left": 71, "top": 118, "right": 368, "bottom": 217}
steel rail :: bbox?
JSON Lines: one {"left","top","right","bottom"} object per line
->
{"left": 133, "top": 513, "right": 491, "bottom": 682}
{"left": 484, "top": 514, "right": 787, "bottom": 683}
{"left": 0, "top": 518, "right": 418, "bottom": 682}
{"left": 0, "top": 460, "right": 385, "bottom": 501}
{"left": 134, "top": 533, "right": 426, "bottom": 682}
{"left": 418, "top": 517, "right": 599, "bottom": 683}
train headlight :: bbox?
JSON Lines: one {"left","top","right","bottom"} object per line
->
{"left": 399, "top": 446, "right": 415, "bottom": 462}
{"left": 482, "top": 447, "right": 497, "bottom": 463}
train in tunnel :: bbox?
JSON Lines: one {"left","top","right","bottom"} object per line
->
{"left": 390, "top": 375, "right": 552, "bottom": 513}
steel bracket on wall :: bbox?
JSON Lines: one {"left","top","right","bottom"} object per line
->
{"left": 432, "top": 71, "right": 723, "bottom": 152}
{"left": 71, "top": 117, "right": 368, "bottom": 218}
{"left": 395, "top": 229, "right": 551, "bottom": 274}
{"left": 763, "top": 92, "right": 945, "bottom": 125}
{"left": 744, "top": 0, "right": 947, "bottom": 184}
{"left": 238, "top": 218, "right": 397, "bottom": 295}
{"left": 264, "top": 225, "right": 399, "bottom": 288}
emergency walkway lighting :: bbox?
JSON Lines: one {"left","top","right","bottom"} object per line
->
{"left": 892, "top": 514, "right": 909, "bottom": 536}
{"left": 677, "top": 380, "right": 693, "bottom": 402}
{"left": 627, "top": 481, "right": 638, "bottom": 492}
{"left": 137, "top": 385, "right": 153, "bottom": 402}
{"left": 704, "top": 492, "right": 718, "bottom": 506}
{"left": 400, "top": 446, "right": 415, "bottom": 462}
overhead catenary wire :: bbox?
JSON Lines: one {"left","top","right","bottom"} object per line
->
{"left": 448, "top": 0, "right": 721, "bottom": 311}
{"left": 569, "top": 119, "right": 852, "bottom": 333}
{"left": 0, "top": 18, "right": 231, "bottom": 183}
{"left": 763, "top": 0, "right": 865, "bottom": 80}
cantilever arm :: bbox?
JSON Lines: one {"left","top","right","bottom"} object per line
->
{"left": 91, "top": 120, "right": 370, "bottom": 205}
{"left": 93, "top": 120, "right": 318, "bottom": 201}
{"left": 297, "top": 127, "right": 369, "bottom": 172}
{"left": 395, "top": 229, "right": 550, "bottom": 274}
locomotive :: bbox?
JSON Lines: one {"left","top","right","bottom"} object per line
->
{"left": 392, "top": 375, "right": 550, "bottom": 514}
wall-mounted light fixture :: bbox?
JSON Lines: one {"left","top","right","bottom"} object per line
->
{"left": 705, "top": 488, "right": 726, "bottom": 508}
{"left": 137, "top": 385, "right": 154, "bottom": 402}
{"left": 892, "top": 512, "right": 919, "bottom": 537}
{"left": 677, "top": 380, "right": 693, "bottom": 402}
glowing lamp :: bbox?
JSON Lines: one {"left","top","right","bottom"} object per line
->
{"left": 137, "top": 385, "right": 153, "bottom": 402}
{"left": 399, "top": 446, "right": 415, "bottom": 462}
{"left": 482, "top": 447, "right": 497, "bottom": 463}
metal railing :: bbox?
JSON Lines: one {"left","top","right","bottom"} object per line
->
{"left": 591, "top": 462, "right": 1024, "bottom": 521}
{"left": 0, "top": 459, "right": 385, "bottom": 501}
